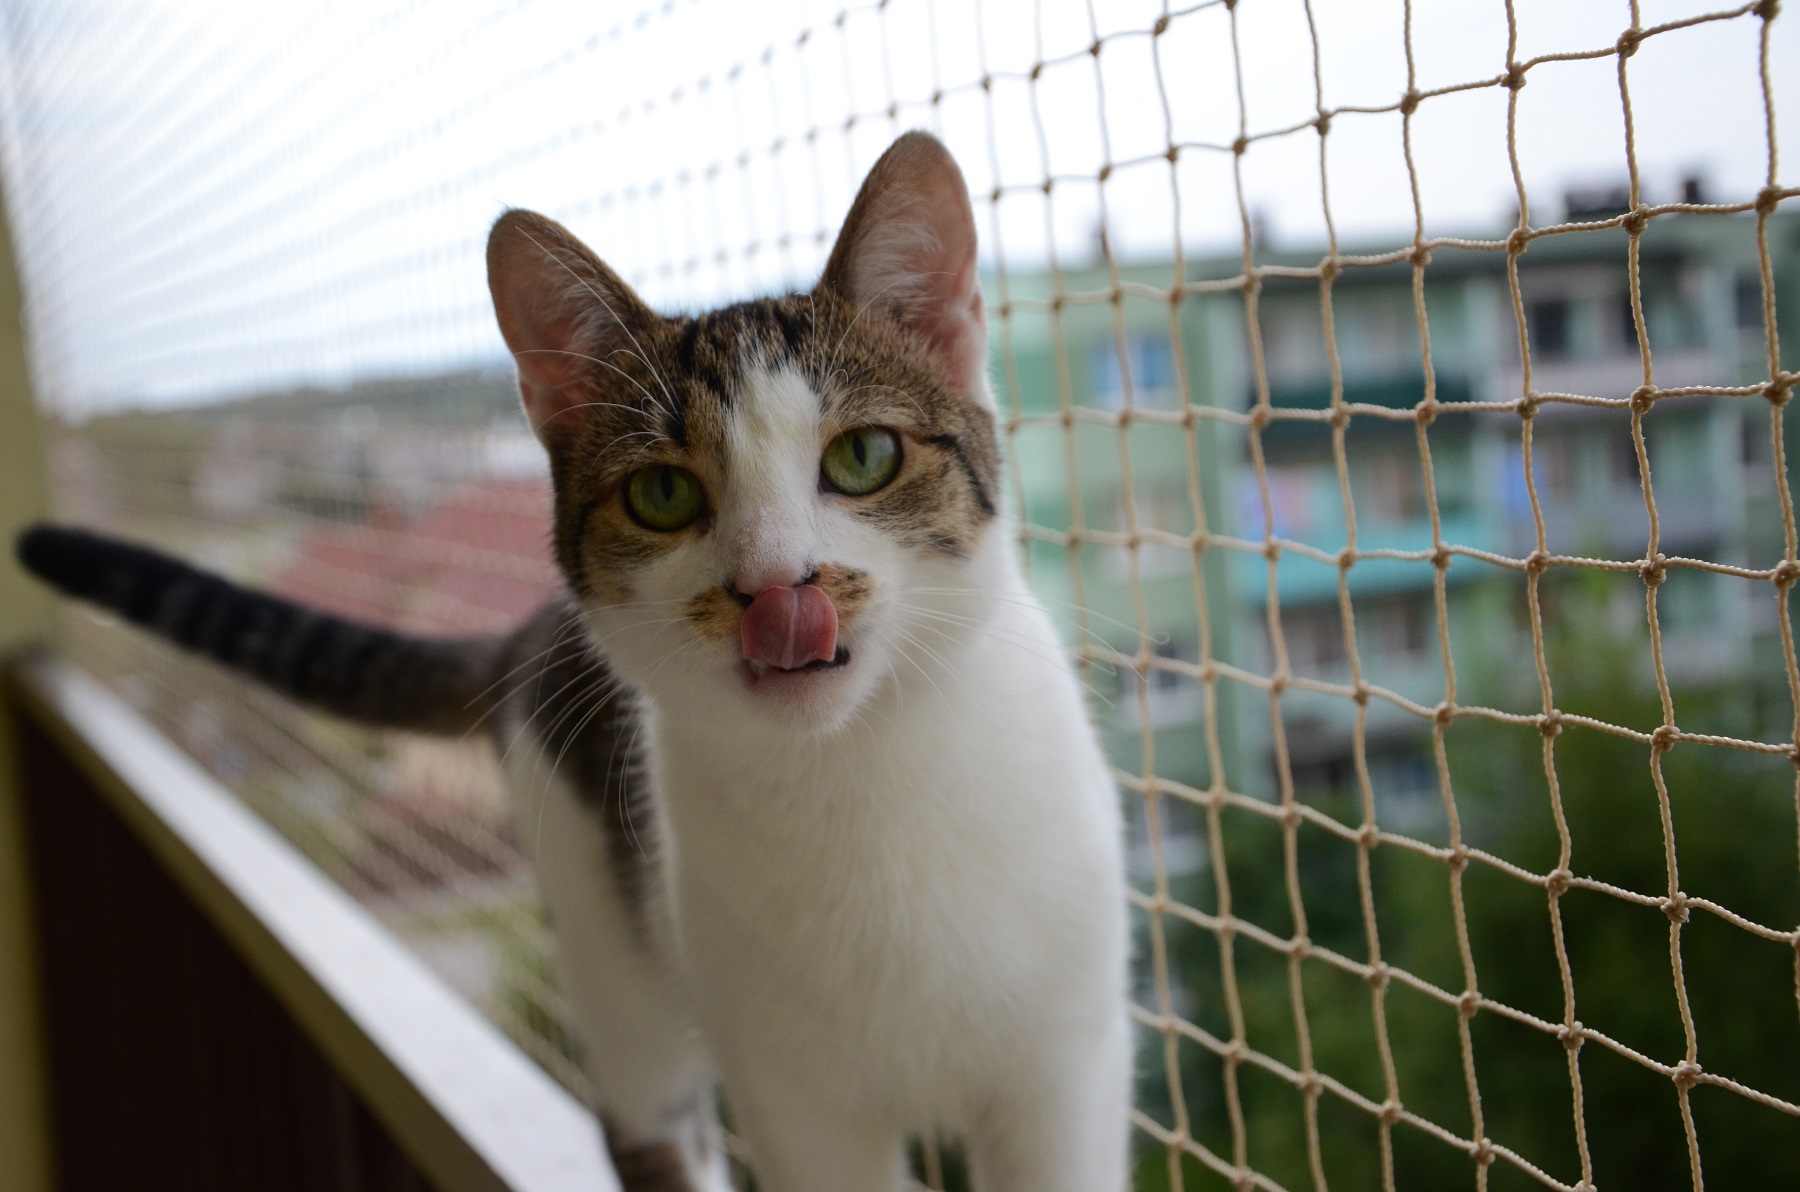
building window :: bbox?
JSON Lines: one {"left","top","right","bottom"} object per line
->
{"left": 1356, "top": 453, "right": 1425, "bottom": 523}
{"left": 1277, "top": 602, "right": 1348, "bottom": 674}
{"left": 1115, "top": 483, "right": 1194, "bottom": 577}
{"left": 1742, "top": 411, "right": 1773, "bottom": 468}
{"left": 1539, "top": 432, "right": 1581, "bottom": 500}
{"left": 1611, "top": 432, "right": 1642, "bottom": 489}
{"left": 1361, "top": 594, "right": 1435, "bottom": 664}
{"left": 1736, "top": 274, "right": 1765, "bottom": 333}
{"left": 1261, "top": 303, "right": 1327, "bottom": 387}
{"left": 1335, "top": 302, "right": 1421, "bottom": 379}
{"left": 1238, "top": 465, "right": 1322, "bottom": 540}
{"left": 1526, "top": 298, "right": 1571, "bottom": 360}
{"left": 1118, "top": 637, "right": 1203, "bottom": 731}
{"left": 1089, "top": 333, "right": 1177, "bottom": 409}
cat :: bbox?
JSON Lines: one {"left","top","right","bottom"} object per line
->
{"left": 18, "top": 131, "right": 1131, "bottom": 1192}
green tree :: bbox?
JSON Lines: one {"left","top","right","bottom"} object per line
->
{"left": 1135, "top": 576, "right": 1800, "bottom": 1189}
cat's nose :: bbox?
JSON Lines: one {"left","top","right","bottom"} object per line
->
{"left": 726, "top": 564, "right": 813, "bottom": 600}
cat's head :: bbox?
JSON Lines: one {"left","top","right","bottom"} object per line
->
{"left": 487, "top": 132, "right": 1005, "bottom": 733}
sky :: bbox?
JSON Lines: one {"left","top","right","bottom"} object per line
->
{"left": 0, "top": 0, "right": 1793, "bottom": 415}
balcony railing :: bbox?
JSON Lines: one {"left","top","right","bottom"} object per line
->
{"left": 5, "top": 654, "right": 617, "bottom": 1192}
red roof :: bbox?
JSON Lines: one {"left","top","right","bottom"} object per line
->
{"left": 268, "top": 478, "right": 562, "bottom": 635}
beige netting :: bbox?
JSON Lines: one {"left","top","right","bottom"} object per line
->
{"left": 0, "top": 1, "right": 1794, "bottom": 1188}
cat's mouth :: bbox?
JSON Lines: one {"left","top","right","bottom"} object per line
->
{"left": 741, "top": 645, "right": 851, "bottom": 685}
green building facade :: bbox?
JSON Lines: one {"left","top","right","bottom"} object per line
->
{"left": 991, "top": 209, "right": 1800, "bottom": 872}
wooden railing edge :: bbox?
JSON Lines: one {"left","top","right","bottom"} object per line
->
{"left": 7, "top": 653, "right": 618, "bottom": 1192}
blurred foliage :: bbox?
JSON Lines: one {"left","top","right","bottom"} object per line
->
{"left": 1134, "top": 573, "right": 1800, "bottom": 1190}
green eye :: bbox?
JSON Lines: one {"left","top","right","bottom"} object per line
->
{"left": 822, "top": 427, "right": 902, "bottom": 496}
{"left": 625, "top": 465, "right": 705, "bottom": 531}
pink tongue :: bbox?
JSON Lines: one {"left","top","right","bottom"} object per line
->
{"left": 740, "top": 584, "right": 839, "bottom": 670}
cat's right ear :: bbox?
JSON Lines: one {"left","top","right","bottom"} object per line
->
{"left": 487, "top": 209, "right": 656, "bottom": 444}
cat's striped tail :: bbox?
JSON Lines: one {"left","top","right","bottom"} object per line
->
{"left": 15, "top": 524, "right": 508, "bottom": 736}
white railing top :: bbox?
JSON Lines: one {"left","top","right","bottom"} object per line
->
{"left": 10, "top": 656, "right": 618, "bottom": 1192}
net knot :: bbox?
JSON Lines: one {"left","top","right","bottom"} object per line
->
{"left": 980, "top": 73, "right": 993, "bottom": 93}
{"left": 1248, "top": 404, "right": 1272, "bottom": 431}
{"left": 1337, "top": 546, "right": 1357, "bottom": 571}
{"left": 1041, "top": 178, "right": 1055, "bottom": 196}
{"left": 1765, "top": 374, "right": 1794, "bottom": 406}
{"left": 1629, "top": 384, "right": 1657, "bottom": 411}
{"left": 1558, "top": 1019, "right": 1585, "bottom": 1051}
{"left": 1504, "top": 62, "right": 1528, "bottom": 91}
{"left": 1378, "top": 1099, "right": 1402, "bottom": 1126}
{"left": 1474, "top": 1139, "right": 1497, "bottom": 1167}
{"left": 1433, "top": 545, "right": 1454, "bottom": 571}
{"left": 1281, "top": 803, "right": 1303, "bottom": 829}
{"left": 1329, "top": 404, "right": 1351, "bottom": 430}
{"left": 1538, "top": 710, "right": 1563, "bottom": 738}
{"left": 1320, "top": 257, "right": 1342, "bottom": 282}
{"left": 1165, "top": 144, "right": 1181, "bottom": 165}
{"left": 1411, "top": 243, "right": 1433, "bottom": 268}
{"left": 1030, "top": 61, "right": 1044, "bottom": 81}
{"left": 1415, "top": 398, "right": 1439, "bottom": 427}
{"left": 1639, "top": 553, "right": 1668, "bottom": 588}
{"left": 1447, "top": 845, "right": 1470, "bottom": 875}
{"left": 1314, "top": 112, "right": 1331, "bottom": 136}
{"left": 1288, "top": 933, "right": 1310, "bottom": 958}
{"left": 1263, "top": 539, "right": 1282, "bottom": 563}
{"left": 1622, "top": 204, "right": 1650, "bottom": 236}
{"left": 1616, "top": 27, "right": 1644, "bottom": 59}
{"left": 1506, "top": 225, "right": 1532, "bottom": 255}
{"left": 1269, "top": 673, "right": 1288, "bottom": 696}
{"left": 1399, "top": 88, "right": 1422, "bottom": 116}
{"left": 1088, "top": 38, "right": 1102, "bottom": 58}
{"left": 1097, "top": 163, "right": 1113, "bottom": 183}
{"left": 1661, "top": 892, "right": 1691, "bottom": 924}
{"left": 1232, "top": 135, "right": 1250, "bottom": 157}
{"left": 1755, "top": 0, "right": 1780, "bottom": 21}
{"left": 1299, "top": 1073, "right": 1323, "bottom": 1098}
{"left": 1651, "top": 723, "right": 1680, "bottom": 753}
{"left": 1352, "top": 681, "right": 1372, "bottom": 707}
{"left": 1358, "top": 821, "right": 1381, "bottom": 849}
{"left": 1456, "top": 987, "right": 1480, "bottom": 1018}
{"left": 1545, "top": 867, "right": 1573, "bottom": 896}
{"left": 1756, "top": 183, "right": 1784, "bottom": 216}
{"left": 1525, "top": 550, "right": 1552, "bottom": 576}
{"left": 1153, "top": 14, "right": 1171, "bottom": 35}
{"left": 1434, "top": 700, "right": 1456, "bottom": 728}
{"left": 1671, "top": 1060, "right": 1703, "bottom": 1088}
{"left": 1049, "top": 292, "right": 1065, "bottom": 311}
{"left": 1771, "top": 559, "right": 1800, "bottom": 590}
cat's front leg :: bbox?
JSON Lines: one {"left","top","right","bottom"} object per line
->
{"left": 964, "top": 1019, "right": 1133, "bottom": 1192}
{"left": 724, "top": 1070, "right": 909, "bottom": 1192}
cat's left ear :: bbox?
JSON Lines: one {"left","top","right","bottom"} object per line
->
{"left": 818, "top": 131, "right": 987, "bottom": 401}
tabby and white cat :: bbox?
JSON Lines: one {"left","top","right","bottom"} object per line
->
{"left": 20, "top": 132, "right": 1130, "bottom": 1192}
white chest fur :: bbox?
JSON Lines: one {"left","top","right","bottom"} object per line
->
{"left": 653, "top": 587, "right": 1128, "bottom": 1145}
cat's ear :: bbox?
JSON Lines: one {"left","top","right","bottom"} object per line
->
{"left": 818, "top": 132, "right": 987, "bottom": 400}
{"left": 487, "top": 209, "right": 657, "bottom": 443}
